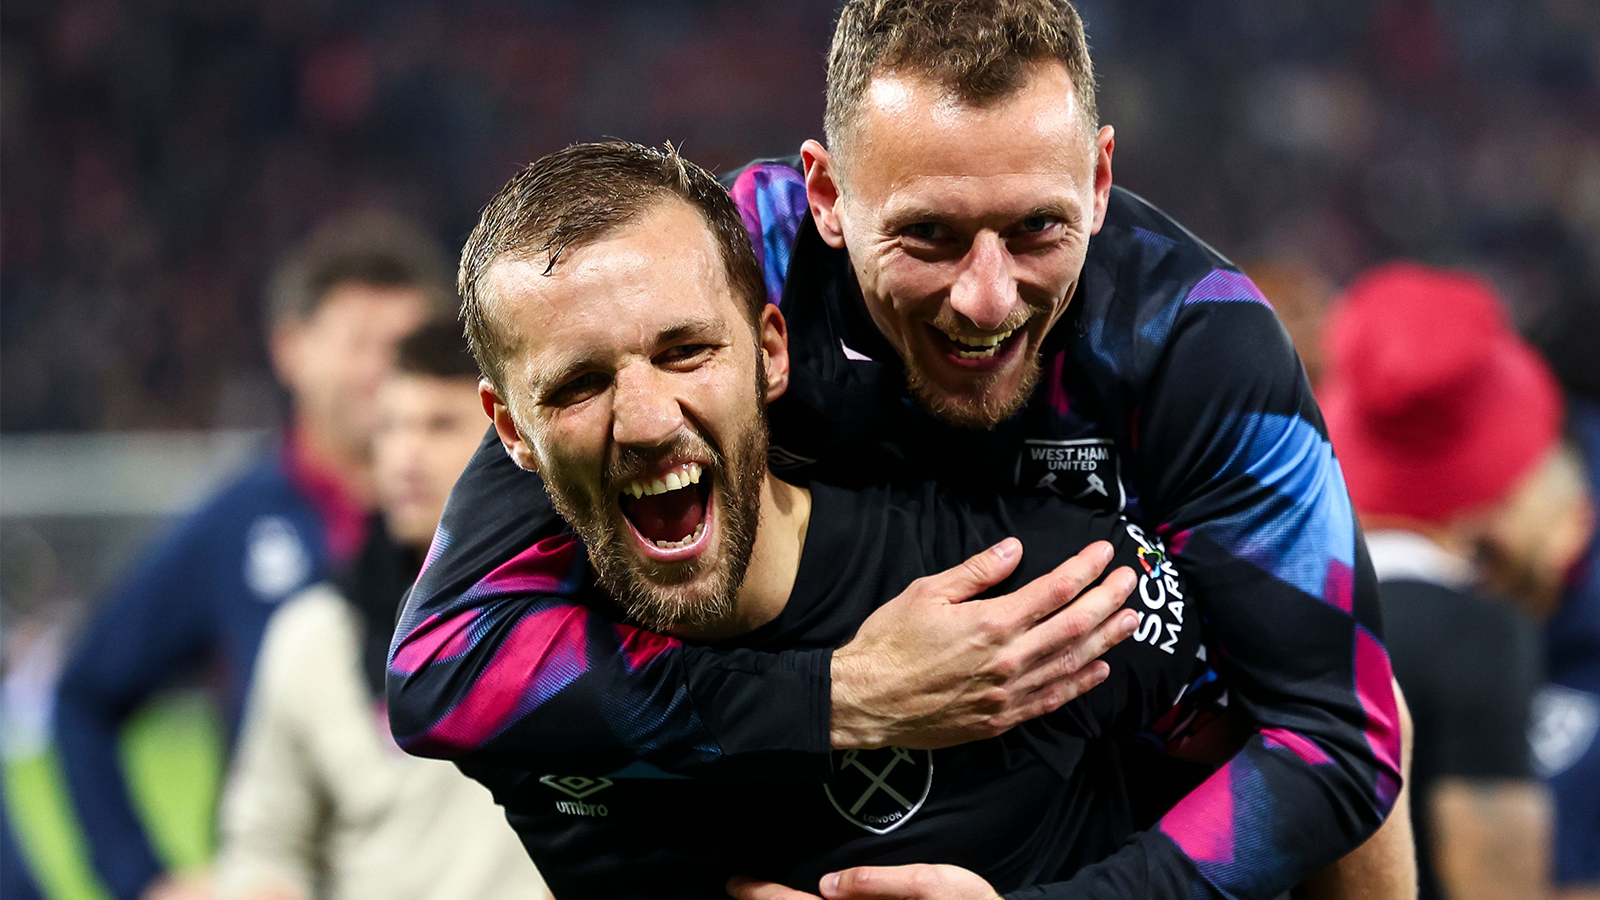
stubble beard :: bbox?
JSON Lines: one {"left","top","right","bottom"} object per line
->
{"left": 902, "top": 351, "right": 1043, "bottom": 430}
{"left": 541, "top": 405, "right": 770, "bottom": 635}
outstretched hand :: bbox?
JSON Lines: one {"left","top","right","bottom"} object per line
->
{"left": 729, "top": 865, "right": 1004, "bottom": 900}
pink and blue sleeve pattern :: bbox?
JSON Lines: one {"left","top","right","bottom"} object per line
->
{"left": 726, "top": 162, "right": 808, "bottom": 308}
{"left": 1029, "top": 274, "right": 1402, "bottom": 899}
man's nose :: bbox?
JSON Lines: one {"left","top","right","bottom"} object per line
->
{"left": 611, "top": 366, "right": 683, "bottom": 449}
{"left": 948, "top": 232, "right": 1019, "bottom": 332}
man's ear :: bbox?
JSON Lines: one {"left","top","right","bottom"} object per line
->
{"left": 268, "top": 321, "right": 306, "bottom": 394}
{"left": 1089, "top": 125, "right": 1115, "bottom": 236}
{"left": 479, "top": 377, "right": 539, "bottom": 472}
{"left": 758, "top": 304, "right": 791, "bottom": 404}
{"left": 801, "top": 140, "right": 847, "bottom": 250}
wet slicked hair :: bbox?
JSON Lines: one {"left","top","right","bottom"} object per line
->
{"left": 824, "top": 0, "right": 1098, "bottom": 156}
{"left": 459, "top": 141, "right": 766, "bottom": 392}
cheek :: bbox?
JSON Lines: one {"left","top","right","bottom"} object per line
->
{"left": 538, "top": 412, "right": 610, "bottom": 491}
{"left": 871, "top": 257, "right": 953, "bottom": 317}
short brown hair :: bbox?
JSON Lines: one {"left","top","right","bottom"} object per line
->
{"left": 267, "top": 212, "right": 453, "bottom": 327}
{"left": 395, "top": 320, "right": 480, "bottom": 381}
{"left": 824, "top": 0, "right": 1098, "bottom": 154}
{"left": 459, "top": 141, "right": 765, "bottom": 392}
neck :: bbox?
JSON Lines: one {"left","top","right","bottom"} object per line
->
{"left": 675, "top": 473, "right": 811, "bottom": 641}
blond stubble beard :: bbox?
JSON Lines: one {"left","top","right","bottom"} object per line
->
{"left": 902, "top": 349, "right": 1044, "bottom": 430}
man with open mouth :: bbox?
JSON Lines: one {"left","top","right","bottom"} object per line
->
{"left": 417, "top": 139, "right": 1206, "bottom": 900}
{"left": 390, "top": 2, "right": 1408, "bottom": 898}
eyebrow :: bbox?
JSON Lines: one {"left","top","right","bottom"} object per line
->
{"left": 528, "top": 315, "right": 732, "bottom": 399}
{"left": 883, "top": 202, "right": 1081, "bottom": 232}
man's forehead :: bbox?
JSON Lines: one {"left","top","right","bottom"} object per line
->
{"left": 481, "top": 206, "right": 740, "bottom": 382}
{"left": 846, "top": 65, "right": 1091, "bottom": 196}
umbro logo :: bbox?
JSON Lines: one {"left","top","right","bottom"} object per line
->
{"left": 541, "top": 775, "right": 614, "bottom": 817}
{"left": 824, "top": 747, "right": 933, "bottom": 835}
{"left": 539, "top": 775, "right": 613, "bottom": 800}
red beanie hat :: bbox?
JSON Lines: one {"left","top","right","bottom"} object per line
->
{"left": 1321, "top": 262, "right": 1563, "bottom": 525}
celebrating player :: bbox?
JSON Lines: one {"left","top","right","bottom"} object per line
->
{"left": 427, "top": 139, "right": 1205, "bottom": 900}
{"left": 391, "top": 2, "right": 1405, "bottom": 897}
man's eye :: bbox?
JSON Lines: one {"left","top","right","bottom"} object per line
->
{"left": 1019, "top": 215, "right": 1060, "bottom": 234}
{"left": 658, "top": 344, "right": 713, "bottom": 366}
{"left": 902, "top": 222, "right": 951, "bottom": 242}
{"left": 549, "top": 372, "right": 607, "bottom": 406}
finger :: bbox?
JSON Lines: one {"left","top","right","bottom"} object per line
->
{"left": 1009, "top": 564, "right": 1135, "bottom": 663}
{"left": 1012, "top": 600, "right": 1138, "bottom": 697}
{"left": 1000, "top": 659, "right": 1112, "bottom": 727}
{"left": 916, "top": 537, "right": 1023, "bottom": 604}
{"left": 823, "top": 866, "right": 935, "bottom": 900}
{"left": 991, "top": 541, "right": 1115, "bottom": 626}
{"left": 729, "top": 876, "right": 823, "bottom": 900}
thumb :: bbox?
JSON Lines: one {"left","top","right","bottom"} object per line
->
{"left": 919, "top": 538, "right": 1022, "bottom": 605}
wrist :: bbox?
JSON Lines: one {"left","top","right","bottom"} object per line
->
{"left": 828, "top": 648, "right": 883, "bottom": 750}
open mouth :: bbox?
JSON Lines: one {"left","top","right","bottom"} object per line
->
{"left": 927, "top": 324, "right": 1027, "bottom": 366}
{"left": 618, "top": 461, "right": 714, "bottom": 561}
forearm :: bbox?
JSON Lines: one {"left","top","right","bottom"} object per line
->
{"left": 388, "top": 580, "right": 833, "bottom": 777}
{"left": 1294, "top": 679, "right": 1416, "bottom": 900}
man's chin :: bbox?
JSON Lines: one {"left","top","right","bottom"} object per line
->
{"left": 905, "top": 336, "right": 1042, "bottom": 429}
{"left": 594, "top": 546, "right": 736, "bottom": 634}
{"left": 906, "top": 361, "right": 1040, "bottom": 430}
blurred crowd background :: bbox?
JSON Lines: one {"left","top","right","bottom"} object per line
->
{"left": 3, "top": 0, "right": 1597, "bottom": 435}
{"left": 1, "top": 0, "right": 1596, "bottom": 898}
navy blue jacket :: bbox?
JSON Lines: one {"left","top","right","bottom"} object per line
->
{"left": 55, "top": 438, "right": 365, "bottom": 900}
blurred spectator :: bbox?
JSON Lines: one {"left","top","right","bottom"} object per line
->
{"left": 53, "top": 215, "right": 450, "bottom": 900}
{"left": 215, "top": 321, "right": 547, "bottom": 900}
{"left": 1322, "top": 262, "right": 1592, "bottom": 900}
{"left": 1530, "top": 290, "right": 1600, "bottom": 899}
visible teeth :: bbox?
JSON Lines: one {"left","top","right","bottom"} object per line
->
{"left": 621, "top": 463, "right": 707, "bottom": 500}
{"left": 652, "top": 522, "right": 706, "bottom": 550}
{"left": 942, "top": 327, "right": 1016, "bottom": 351}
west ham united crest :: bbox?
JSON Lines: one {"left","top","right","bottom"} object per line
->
{"left": 824, "top": 747, "right": 933, "bottom": 834}
{"left": 1014, "top": 437, "right": 1126, "bottom": 513}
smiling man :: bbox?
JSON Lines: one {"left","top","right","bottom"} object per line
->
{"left": 390, "top": 3, "right": 1404, "bottom": 898}
{"left": 440, "top": 139, "right": 1204, "bottom": 900}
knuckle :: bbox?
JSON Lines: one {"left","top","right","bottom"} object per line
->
{"left": 961, "top": 555, "right": 992, "bottom": 582}
{"left": 975, "top": 616, "right": 1009, "bottom": 643}
{"left": 987, "top": 654, "right": 1021, "bottom": 682}
{"left": 977, "top": 685, "right": 1010, "bottom": 712}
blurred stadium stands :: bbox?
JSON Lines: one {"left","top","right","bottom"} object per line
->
{"left": 2, "top": 0, "right": 1595, "bottom": 436}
